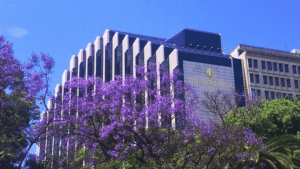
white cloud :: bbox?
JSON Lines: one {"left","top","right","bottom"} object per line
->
{"left": 8, "top": 27, "right": 27, "bottom": 37}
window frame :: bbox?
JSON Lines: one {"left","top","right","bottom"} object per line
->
{"left": 281, "top": 78, "right": 285, "bottom": 87}
{"left": 275, "top": 77, "right": 279, "bottom": 86}
{"left": 287, "top": 79, "right": 291, "bottom": 88}
{"left": 295, "top": 80, "right": 299, "bottom": 89}
{"left": 273, "top": 62, "right": 277, "bottom": 71}
{"left": 279, "top": 63, "right": 283, "bottom": 72}
{"left": 254, "top": 60, "right": 258, "bottom": 68}
{"left": 255, "top": 74, "right": 259, "bottom": 83}
{"left": 269, "top": 76, "right": 273, "bottom": 85}
{"left": 285, "top": 64, "right": 289, "bottom": 73}
{"left": 263, "top": 75, "right": 268, "bottom": 84}
{"left": 262, "top": 61, "right": 266, "bottom": 70}
{"left": 293, "top": 65, "right": 297, "bottom": 74}
{"left": 248, "top": 59, "right": 252, "bottom": 68}
{"left": 267, "top": 62, "right": 272, "bottom": 70}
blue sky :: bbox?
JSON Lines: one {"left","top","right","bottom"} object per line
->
{"left": 1, "top": 0, "right": 299, "bottom": 155}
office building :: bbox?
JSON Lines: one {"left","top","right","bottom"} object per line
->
{"left": 230, "top": 44, "right": 300, "bottom": 100}
{"left": 37, "top": 28, "right": 245, "bottom": 159}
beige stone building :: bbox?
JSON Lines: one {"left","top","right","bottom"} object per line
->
{"left": 230, "top": 45, "right": 300, "bottom": 100}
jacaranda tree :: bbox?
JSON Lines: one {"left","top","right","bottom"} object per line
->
{"left": 0, "top": 35, "right": 55, "bottom": 168}
{"left": 38, "top": 63, "right": 267, "bottom": 168}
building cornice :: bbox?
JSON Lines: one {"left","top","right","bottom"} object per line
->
{"left": 238, "top": 44, "right": 300, "bottom": 60}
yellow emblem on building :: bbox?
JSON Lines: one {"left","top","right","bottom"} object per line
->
{"left": 206, "top": 68, "right": 213, "bottom": 78}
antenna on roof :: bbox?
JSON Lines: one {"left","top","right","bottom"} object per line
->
{"left": 193, "top": 45, "right": 199, "bottom": 51}
{"left": 213, "top": 48, "right": 220, "bottom": 53}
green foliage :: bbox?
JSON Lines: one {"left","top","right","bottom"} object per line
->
{"left": 224, "top": 98, "right": 300, "bottom": 168}
{"left": 0, "top": 89, "right": 38, "bottom": 168}
{"left": 224, "top": 98, "right": 300, "bottom": 142}
{"left": 256, "top": 134, "right": 300, "bottom": 169}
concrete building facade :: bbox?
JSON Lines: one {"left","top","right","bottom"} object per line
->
{"left": 37, "top": 28, "right": 245, "bottom": 160}
{"left": 230, "top": 44, "right": 300, "bottom": 100}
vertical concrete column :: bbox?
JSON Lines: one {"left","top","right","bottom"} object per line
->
{"left": 122, "top": 35, "right": 129, "bottom": 80}
{"left": 37, "top": 111, "right": 46, "bottom": 158}
{"left": 78, "top": 49, "right": 86, "bottom": 78}
{"left": 45, "top": 99, "right": 53, "bottom": 157}
{"left": 169, "top": 49, "right": 178, "bottom": 130}
{"left": 70, "top": 55, "right": 78, "bottom": 79}
{"left": 59, "top": 70, "right": 69, "bottom": 157}
{"left": 143, "top": 42, "right": 152, "bottom": 129}
{"left": 53, "top": 84, "right": 62, "bottom": 157}
{"left": 86, "top": 43, "right": 94, "bottom": 79}
{"left": 102, "top": 29, "right": 110, "bottom": 82}
{"left": 112, "top": 32, "right": 119, "bottom": 81}
{"left": 155, "top": 45, "right": 165, "bottom": 126}
{"left": 94, "top": 36, "right": 103, "bottom": 78}
{"left": 132, "top": 38, "right": 140, "bottom": 78}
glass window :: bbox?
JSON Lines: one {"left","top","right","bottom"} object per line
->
{"left": 254, "top": 60, "right": 258, "bottom": 68}
{"left": 293, "top": 65, "right": 297, "bottom": 74}
{"left": 262, "top": 61, "right": 266, "bottom": 69}
{"left": 271, "top": 91, "right": 275, "bottom": 99}
{"left": 285, "top": 64, "right": 289, "bottom": 73}
{"left": 257, "top": 90, "right": 261, "bottom": 97}
{"left": 251, "top": 89, "right": 255, "bottom": 96}
{"left": 289, "top": 94, "right": 293, "bottom": 100}
{"left": 281, "top": 78, "right": 285, "bottom": 87}
{"left": 250, "top": 74, "right": 254, "bottom": 83}
{"left": 295, "top": 80, "right": 299, "bottom": 89}
{"left": 255, "top": 74, "right": 259, "bottom": 83}
{"left": 275, "top": 77, "right": 279, "bottom": 86}
{"left": 287, "top": 79, "right": 291, "bottom": 87}
{"left": 298, "top": 66, "right": 300, "bottom": 74}
{"left": 279, "top": 63, "right": 283, "bottom": 72}
{"left": 265, "top": 91, "right": 269, "bottom": 99}
{"left": 276, "top": 92, "right": 281, "bottom": 99}
{"left": 283, "top": 93, "right": 286, "bottom": 98}
{"left": 248, "top": 59, "right": 252, "bottom": 68}
{"left": 273, "top": 62, "right": 277, "bottom": 71}
{"left": 269, "top": 76, "right": 273, "bottom": 85}
{"left": 263, "top": 76, "right": 268, "bottom": 84}
{"left": 267, "top": 62, "right": 272, "bottom": 70}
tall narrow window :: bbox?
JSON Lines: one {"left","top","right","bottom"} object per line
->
{"left": 276, "top": 92, "right": 281, "bottom": 99}
{"left": 254, "top": 60, "right": 258, "bottom": 68}
{"left": 269, "top": 76, "right": 273, "bottom": 85}
{"left": 275, "top": 77, "right": 279, "bottom": 86}
{"left": 265, "top": 91, "right": 269, "bottom": 99}
{"left": 262, "top": 61, "right": 266, "bottom": 69}
{"left": 279, "top": 63, "right": 283, "bottom": 72}
{"left": 255, "top": 74, "right": 259, "bottom": 83}
{"left": 267, "top": 62, "right": 272, "bottom": 70}
{"left": 250, "top": 74, "right": 254, "bottom": 83}
{"left": 251, "top": 89, "right": 255, "bottom": 96}
{"left": 271, "top": 91, "right": 275, "bottom": 99}
{"left": 295, "top": 80, "right": 299, "bottom": 89}
{"left": 273, "top": 62, "right": 277, "bottom": 71}
{"left": 287, "top": 79, "right": 291, "bottom": 88}
{"left": 248, "top": 59, "right": 252, "bottom": 68}
{"left": 263, "top": 76, "right": 268, "bottom": 84}
{"left": 285, "top": 64, "right": 289, "bottom": 73}
{"left": 257, "top": 90, "right": 261, "bottom": 97}
{"left": 281, "top": 78, "right": 285, "bottom": 87}
{"left": 283, "top": 93, "right": 286, "bottom": 98}
{"left": 298, "top": 66, "right": 300, "bottom": 74}
{"left": 293, "top": 65, "right": 297, "bottom": 74}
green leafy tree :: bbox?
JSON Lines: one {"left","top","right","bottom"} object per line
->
{"left": 224, "top": 98, "right": 300, "bottom": 168}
